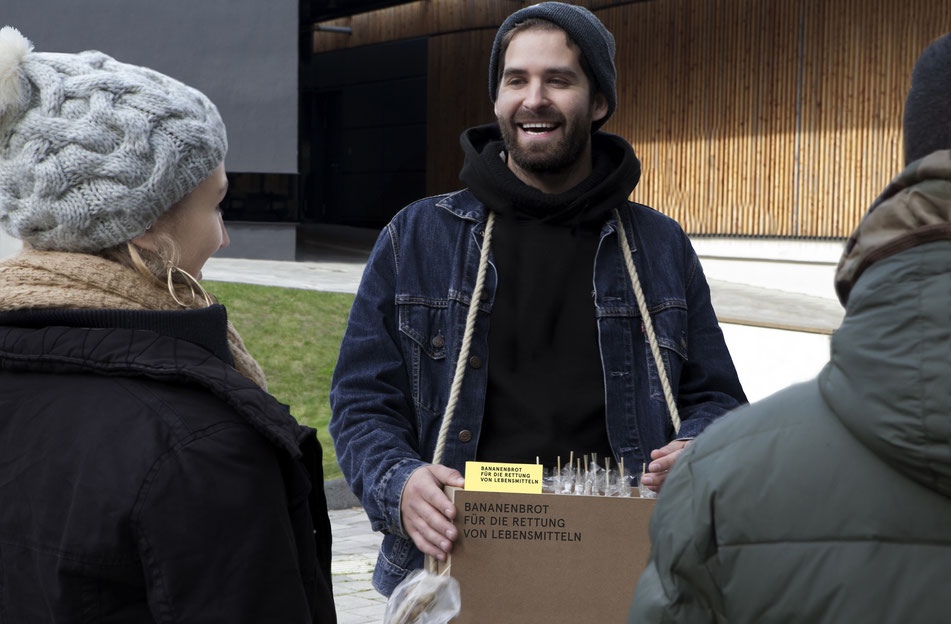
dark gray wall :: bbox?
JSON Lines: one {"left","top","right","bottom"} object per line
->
{"left": 305, "top": 38, "right": 427, "bottom": 226}
{"left": 5, "top": 0, "right": 297, "bottom": 174}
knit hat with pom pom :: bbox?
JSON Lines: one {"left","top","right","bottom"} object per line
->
{"left": 0, "top": 26, "right": 227, "bottom": 253}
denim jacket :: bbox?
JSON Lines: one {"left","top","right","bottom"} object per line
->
{"left": 329, "top": 189, "right": 746, "bottom": 595}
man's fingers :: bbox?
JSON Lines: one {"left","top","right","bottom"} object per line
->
{"left": 650, "top": 439, "right": 688, "bottom": 460}
{"left": 429, "top": 464, "right": 466, "bottom": 488}
{"left": 412, "top": 494, "right": 457, "bottom": 540}
{"left": 409, "top": 512, "right": 454, "bottom": 553}
{"left": 643, "top": 443, "right": 692, "bottom": 491}
{"left": 641, "top": 466, "right": 671, "bottom": 491}
{"left": 406, "top": 523, "right": 450, "bottom": 560}
{"left": 423, "top": 484, "right": 456, "bottom": 518}
{"left": 400, "top": 465, "right": 464, "bottom": 558}
{"left": 405, "top": 497, "right": 458, "bottom": 560}
{"left": 648, "top": 448, "right": 681, "bottom": 473}
{"left": 408, "top": 473, "right": 455, "bottom": 519}
{"left": 418, "top": 464, "right": 463, "bottom": 518}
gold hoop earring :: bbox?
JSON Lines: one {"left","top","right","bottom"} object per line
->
{"left": 166, "top": 264, "right": 213, "bottom": 307}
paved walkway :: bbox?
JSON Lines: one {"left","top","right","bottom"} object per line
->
{"left": 329, "top": 508, "right": 387, "bottom": 623}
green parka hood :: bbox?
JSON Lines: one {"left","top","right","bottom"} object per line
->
{"left": 823, "top": 151, "right": 951, "bottom": 497}
{"left": 835, "top": 149, "right": 951, "bottom": 304}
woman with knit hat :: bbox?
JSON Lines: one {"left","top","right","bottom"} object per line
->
{"left": 0, "top": 27, "right": 336, "bottom": 623}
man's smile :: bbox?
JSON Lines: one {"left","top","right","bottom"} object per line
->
{"left": 515, "top": 120, "right": 564, "bottom": 140}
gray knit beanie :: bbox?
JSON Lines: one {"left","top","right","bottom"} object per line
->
{"left": 0, "top": 26, "right": 227, "bottom": 253}
{"left": 488, "top": 2, "right": 616, "bottom": 132}
{"left": 903, "top": 32, "right": 951, "bottom": 165}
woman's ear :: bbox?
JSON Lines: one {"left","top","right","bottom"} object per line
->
{"left": 130, "top": 227, "right": 158, "bottom": 252}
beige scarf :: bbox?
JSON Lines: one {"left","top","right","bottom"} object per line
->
{"left": 0, "top": 249, "right": 268, "bottom": 389}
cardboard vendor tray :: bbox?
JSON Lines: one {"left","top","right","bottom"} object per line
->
{"left": 436, "top": 488, "right": 656, "bottom": 623}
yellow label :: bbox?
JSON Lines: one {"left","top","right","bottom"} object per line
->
{"left": 465, "top": 461, "right": 543, "bottom": 494}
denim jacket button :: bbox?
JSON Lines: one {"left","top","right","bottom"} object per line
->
{"left": 480, "top": 289, "right": 489, "bottom": 302}
{"left": 458, "top": 430, "right": 473, "bottom": 442}
{"left": 468, "top": 356, "right": 482, "bottom": 369}
{"left": 431, "top": 335, "right": 445, "bottom": 348}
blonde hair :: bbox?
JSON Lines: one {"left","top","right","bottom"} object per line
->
{"left": 98, "top": 232, "right": 213, "bottom": 308}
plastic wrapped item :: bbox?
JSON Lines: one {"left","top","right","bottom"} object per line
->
{"left": 637, "top": 473, "right": 657, "bottom": 499}
{"left": 384, "top": 568, "right": 461, "bottom": 624}
{"left": 558, "top": 465, "right": 575, "bottom": 495}
{"left": 538, "top": 455, "right": 661, "bottom": 498}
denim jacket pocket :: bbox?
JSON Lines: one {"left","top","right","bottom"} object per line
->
{"left": 398, "top": 302, "right": 449, "bottom": 414}
{"left": 643, "top": 304, "right": 689, "bottom": 400}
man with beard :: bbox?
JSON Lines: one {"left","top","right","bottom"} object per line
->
{"left": 330, "top": 2, "right": 746, "bottom": 597}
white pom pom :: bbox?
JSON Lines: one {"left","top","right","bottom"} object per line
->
{"left": 0, "top": 26, "right": 33, "bottom": 115}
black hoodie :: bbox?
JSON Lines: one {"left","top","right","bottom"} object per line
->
{"left": 459, "top": 123, "right": 641, "bottom": 466}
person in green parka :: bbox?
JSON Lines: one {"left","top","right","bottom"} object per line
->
{"left": 629, "top": 31, "right": 951, "bottom": 623}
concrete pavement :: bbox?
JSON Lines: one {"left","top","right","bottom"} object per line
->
{"left": 329, "top": 508, "right": 387, "bottom": 623}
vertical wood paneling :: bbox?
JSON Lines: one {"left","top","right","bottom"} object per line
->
{"left": 426, "top": 30, "right": 498, "bottom": 195}
{"left": 600, "top": 0, "right": 803, "bottom": 236}
{"left": 608, "top": 0, "right": 949, "bottom": 237}
{"left": 317, "top": 0, "right": 951, "bottom": 237}
{"left": 790, "top": 0, "right": 946, "bottom": 236}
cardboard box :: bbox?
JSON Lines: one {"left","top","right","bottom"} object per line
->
{"left": 436, "top": 488, "right": 656, "bottom": 623}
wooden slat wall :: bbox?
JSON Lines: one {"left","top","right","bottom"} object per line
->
{"left": 426, "top": 30, "right": 497, "bottom": 195}
{"left": 602, "top": 0, "right": 802, "bottom": 235}
{"left": 317, "top": 0, "right": 951, "bottom": 238}
{"left": 600, "top": 0, "right": 950, "bottom": 237}
{"left": 793, "top": 0, "right": 949, "bottom": 237}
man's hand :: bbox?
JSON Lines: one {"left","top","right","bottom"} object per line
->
{"left": 400, "top": 464, "right": 465, "bottom": 561}
{"left": 641, "top": 440, "right": 691, "bottom": 493}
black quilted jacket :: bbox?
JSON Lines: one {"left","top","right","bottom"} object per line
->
{"left": 0, "top": 305, "right": 336, "bottom": 623}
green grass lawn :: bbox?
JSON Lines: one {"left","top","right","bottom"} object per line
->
{"left": 204, "top": 281, "right": 353, "bottom": 481}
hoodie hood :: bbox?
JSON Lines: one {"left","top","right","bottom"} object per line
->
{"left": 458, "top": 123, "right": 640, "bottom": 225}
{"left": 822, "top": 153, "right": 951, "bottom": 496}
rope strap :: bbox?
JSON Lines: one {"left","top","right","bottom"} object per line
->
{"left": 426, "top": 212, "right": 496, "bottom": 575}
{"left": 614, "top": 208, "right": 681, "bottom": 434}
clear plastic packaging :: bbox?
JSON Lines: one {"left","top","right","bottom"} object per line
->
{"left": 384, "top": 568, "right": 461, "bottom": 624}
{"left": 637, "top": 473, "right": 657, "bottom": 499}
{"left": 534, "top": 456, "right": 659, "bottom": 498}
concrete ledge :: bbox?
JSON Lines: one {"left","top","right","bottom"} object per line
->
{"left": 324, "top": 477, "right": 361, "bottom": 510}
{"left": 709, "top": 279, "right": 843, "bottom": 334}
{"left": 218, "top": 221, "right": 297, "bottom": 261}
{"left": 690, "top": 237, "right": 845, "bottom": 263}
{"left": 691, "top": 237, "right": 845, "bottom": 300}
